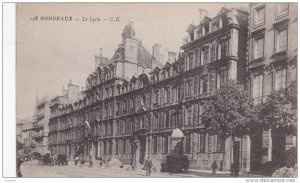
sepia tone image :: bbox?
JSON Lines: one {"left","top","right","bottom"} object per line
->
{"left": 16, "top": 2, "right": 297, "bottom": 178}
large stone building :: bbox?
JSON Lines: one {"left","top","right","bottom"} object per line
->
{"left": 30, "top": 96, "right": 52, "bottom": 154}
{"left": 247, "top": 3, "right": 297, "bottom": 170}
{"left": 48, "top": 7, "right": 252, "bottom": 171}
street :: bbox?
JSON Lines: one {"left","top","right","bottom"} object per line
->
{"left": 20, "top": 160, "right": 196, "bottom": 178}
{"left": 20, "top": 160, "right": 262, "bottom": 178}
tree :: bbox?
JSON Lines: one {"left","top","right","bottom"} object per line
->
{"left": 261, "top": 81, "right": 297, "bottom": 136}
{"left": 260, "top": 81, "right": 297, "bottom": 166}
{"left": 201, "top": 80, "right": 255, "bottom": 169}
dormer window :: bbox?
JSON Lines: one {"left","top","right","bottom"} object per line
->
{"left": 219, "top": 18, "right": 223, "bottom": 28}
{"left": 202, "top": 24, "right": 210, "bottom": 36}
{"left": 189, "top": 31, "right": 194, "bottom": 41}
{"left": 155, "top": 72, "right": 159, "bottom": 81}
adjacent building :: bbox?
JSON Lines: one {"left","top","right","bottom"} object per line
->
{"left": 48, "top": 7, "right": 252, "bottom": 171}
{"left": 29, "top": 96, "right": 52, "bottom": 154}
{"left": 247, "top": 3, "right": 297, "bottom": 170}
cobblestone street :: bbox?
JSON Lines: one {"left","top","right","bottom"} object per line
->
{"left": 20, "top": 160, "right": 263, "bottom": 178}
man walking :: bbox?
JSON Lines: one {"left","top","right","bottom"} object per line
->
{"left": 144, "top": 157, "right": 152, "bottom": 176}
{"left": 16, "top": 154, "right": 24, "bottom": 177}
{"left": 211, "top": 160, "right": 218, "bottom": 175}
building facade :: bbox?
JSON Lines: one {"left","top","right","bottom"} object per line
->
{"left": 247, "top": 3, "right": 297, "bottom": 170}
{"left": 30, "top": 96, "right": 52, "bottom": 154}
{"left": 48, "top": 7, "right": 252, "bottom": 171}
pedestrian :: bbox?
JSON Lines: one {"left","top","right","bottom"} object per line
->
{"left": 16, "top": 154, "right": 24, "bottom": 177}
{"left": 74, "top": 156, "right": 79, "bottom": 165}
{"left": 99, "top": 156, "right": 103, "bottom": 167}
{"left": 79, "top": 155, "right": 84, "bottom": 166}
{"left": 211, "top": 160, "right": 218, "bottom": 175}
{"left": 144, "top": 157, "right": 152, "bottom": 176}
{"left": 88, "top": 156, "right": 93, "bottom": 167}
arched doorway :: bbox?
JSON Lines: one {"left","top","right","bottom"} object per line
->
{"left": 171, "top": 128, "right": 184, "bottom": 155}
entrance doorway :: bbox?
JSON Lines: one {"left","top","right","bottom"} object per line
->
{"left": 233, "top": 141, "right": 240, "bottom": 169}
{"left": 139, "top": 137, "right": 146, "bottom": 164}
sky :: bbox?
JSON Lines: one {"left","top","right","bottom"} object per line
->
{"left": 16, "top": 2, "right": 248, "bottom": 120}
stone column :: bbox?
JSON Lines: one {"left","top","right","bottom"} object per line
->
{"left": 100, "top": 140, "right": 103, "bottom": 157}
{"left": 112, "top": 139, "right": 116, "bottom": 158}
{"left": 91, "top": 140, "right": 96, "bottom": 161}
{"left": 223, "top": 137, "right": 232, "bottom": 171}
{"left": 267, "top": 129, "right": 272, "bottom": 162}
{"left": 148, "top": 135, "right": 152, "bottom": 157}
{"left": 145, "top": 136, "right": 149, "bottom": 158}
{"left": 135, "top": 139, "right": 140, "bottom": 169}
{"left": 244, "top": 136, "right": 251, "bottom": 172}
{"left": 97, "top": 140, "right": 101, "bottom": 158}
{"left": 192, "top": 132, "right": 197, "bottom": 159}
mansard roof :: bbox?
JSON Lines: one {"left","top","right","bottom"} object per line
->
{"left": 137, "top": 43, "right": 152, "bottom": 68}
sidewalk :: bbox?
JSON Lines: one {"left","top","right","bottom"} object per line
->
{"left": 188, "top": 168, "right": 264, "bottom": 177}
{"left": 67, "top": 161, "right": 263, "bottom": 177}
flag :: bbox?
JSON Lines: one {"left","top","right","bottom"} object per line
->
{"left": 84, "top": 121, "right": 91, "bottom": 129}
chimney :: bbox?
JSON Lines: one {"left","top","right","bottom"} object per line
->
{"left": 154, "top": 43, "right": 162, "bottom": 61}
{"left": 199, "top": 8, "right": 208, "bottom": 24}
{"left": 95, "top": 48, "right": 108, "bottom": 70}
{"left": 168, "top": 52, "right": 177, "bottom": 63}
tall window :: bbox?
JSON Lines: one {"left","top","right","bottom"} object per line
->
{"left": 275, "top": 28, "right": 288, "bottom": 53}
{"left": 253, "top": 37, "right": 264, "bottom": 59}
{"left": 275, "top": 68, "right": 287, "bottom": 90}
{"left": 123, "top": 139, "right": 126, "bottom": 154}
{"left": 216, "top": 134, "right": 225, "bottom": 152}
{"left": 105, "top": 87, "right": 109, "bottom": 98}
{"left": 104, "top": 141, "right": 107, "bottom": 155}
{"left": 163, "top": 136, "right": 168, "bottom": 154}
{"left": 254, "top": 6, "right": 265, "bottom": 26}
{"left": 217, "top": 69, "right": 227, "bottom": 89}
{"left": 211, "top": 42, "right": 217, "bottom": 62}
{"left": 152, "top": 136, "right": 158, "bottom": 153}
{"left": 197, "top": 103, "right": 202, "bottom": 124}
{"left": 188, "top": 52, "right": 194, "bottom": 70}
{"left": 185, "top": 134, "right": 191, "bottom": 153}
{"left": 217, "top": 41, "right": 228, "bottom": 60}
{"left": 210, "top": 72, "right": 216, "bottom": 92}
{"left": 276, "top": 3, "right": 289, "bottom": 18}
{"left": 186, "top": 106, "right": 192, "bottom": 125}
{"left": 253, "top": 74, "right": 264, "bottom": 105}
{"left": 165, "top": 88, "right": 171, "bottom": 102}
{"left": 202, "top": 77, "right": 208, "bottom": 93}
{"left": 186, "top": 80, "right": 193, "bottom": 97}
{"left": 154, "top": 90, "right": 159, "bottom": 104}
{"left": 165, "top": 111, "right": 170, "bottom": 128}
{"left": 201, "top": 46, "right": 209, "bottom": 64}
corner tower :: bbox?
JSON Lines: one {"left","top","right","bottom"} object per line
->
{"left": 113, "top": 22, "right": 152, "bottom": 79}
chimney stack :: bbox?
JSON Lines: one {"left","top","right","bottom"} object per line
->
{"left": 199, "top": 8, "right": 208, "bottom": 24}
